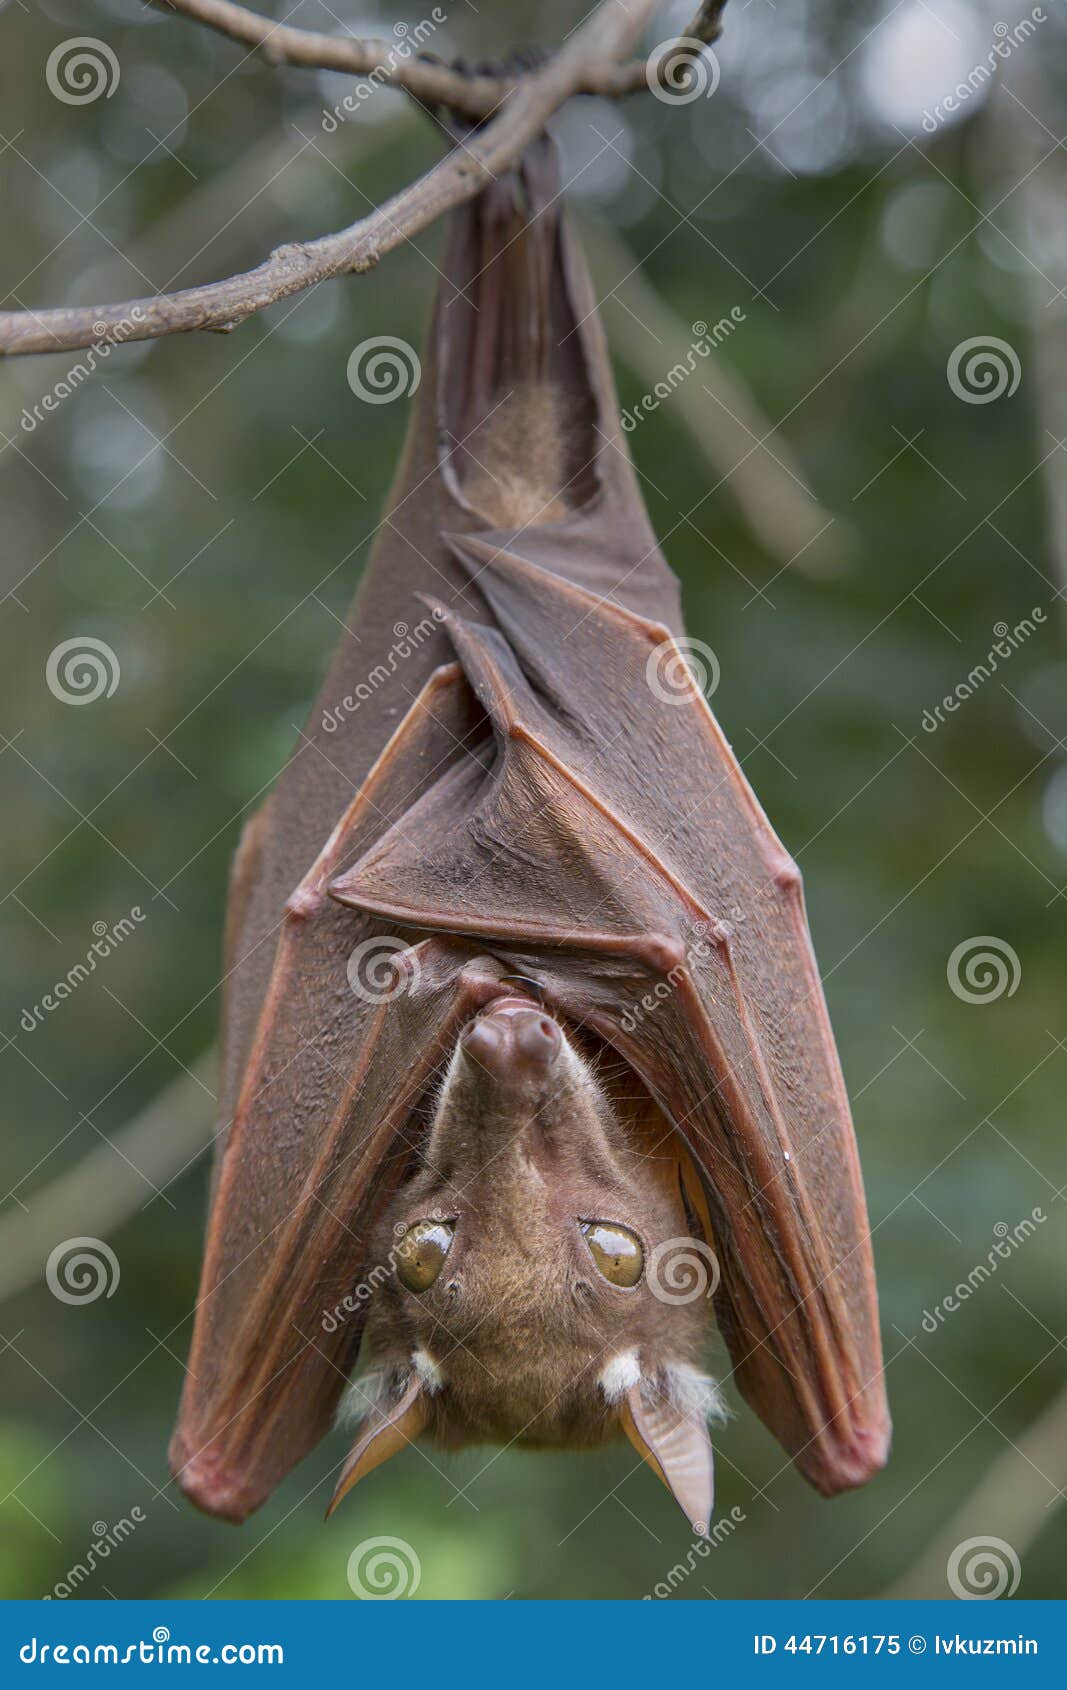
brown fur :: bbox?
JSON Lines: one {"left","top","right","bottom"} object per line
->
{"left": 464, "top": 385, "right": 572, "bottom": 530}
{"left": 352, "top": 1017, "right": 714, "bottom": 1452}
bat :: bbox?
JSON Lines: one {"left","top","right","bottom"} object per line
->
{"left": 169, "top": 137, "right": 889, "bottom": 1534}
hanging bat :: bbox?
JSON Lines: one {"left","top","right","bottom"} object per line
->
{"left": 169, "top": 137, "right": 889, "bottom": 1535}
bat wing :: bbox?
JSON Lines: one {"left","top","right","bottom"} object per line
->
{"left": 330, "top": 542, "right": 890, "bottom": 1495}
{"left": 170, "top": 664, "right": 516, "bottom": 1520}
{"left": 172, "top": 143, "right": 692, "bottom": 1522}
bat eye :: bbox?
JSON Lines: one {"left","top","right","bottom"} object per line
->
{"left": 580, "top": 1221, "right": 644, "bottom": 1288}
{"left": 396, "top": 1220, "right": 455, "bottom": 1292}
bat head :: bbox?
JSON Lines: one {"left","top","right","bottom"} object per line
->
{"left": 328, "top": 995, "right": 725, "bottom": 1533}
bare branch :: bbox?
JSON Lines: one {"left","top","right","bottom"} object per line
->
{"left": 0, "top": 0, "right": 665, "bottom": 357}
{"left": 146, "top": 0, "right": 652, "bottom": 115}
{"left": 0, "top": 109, "right": 406, "bottom": 443}
{"left": 684, "top": 1, "right": 730, "bottom": 45}
{"left": 146, "top": 1, "right": 729, "bottom": 111}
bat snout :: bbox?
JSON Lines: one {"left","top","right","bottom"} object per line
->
{"left": 460, "top": 1002, "right": 562, "bottom": 1086}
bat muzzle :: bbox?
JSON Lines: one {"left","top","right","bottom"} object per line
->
{"left": 460, "top": 1001, "right": 562, "bottom": 1086}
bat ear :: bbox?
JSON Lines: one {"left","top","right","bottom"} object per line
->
{"left": 618, "top": 1373, "right": 717, "bottom": 1537}
{"left": 326, "top": 1367, "right": 431, "bottom": 1518}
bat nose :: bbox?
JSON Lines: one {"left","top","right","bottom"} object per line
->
{"left": 461, "top": 1005, "right": 562, "bottom": 1083}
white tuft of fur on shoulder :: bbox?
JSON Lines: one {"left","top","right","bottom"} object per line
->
{"left": 412, "top": 1347, "right": 445, "bottom": 1393}
{"left": 665, "top": 1362, "right": 729, "bottom": 1425}
{"left": 598, "top": 1349, "right": 642, "bottom": 1402}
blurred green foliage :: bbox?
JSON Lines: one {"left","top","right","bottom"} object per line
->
{"left": 1, "top": 0, "right": 1065, "bottom": 1600}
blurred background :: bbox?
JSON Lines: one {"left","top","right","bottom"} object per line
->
{"left": 2, "top": 0, "right": 1066, "bottom": 1600}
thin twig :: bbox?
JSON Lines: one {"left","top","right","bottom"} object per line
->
{"left": 0, "top": 108, "right": 405, "bottom": 444}
{"left": 0, "top": 0, "right": 665, "bottom": 357}
{"left": 146, "top": 0, "right": 729, "bottom": 112}
{"left": 146, "top": 0, "right": 649, "bottom": 115}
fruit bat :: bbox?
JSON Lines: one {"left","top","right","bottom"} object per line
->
{"left": 170, "top": 137, "right": 889, "bottom": 1535}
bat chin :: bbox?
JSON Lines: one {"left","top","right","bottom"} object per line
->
{"left": 167, "top": 1433, "right": 267, "bottom": 1525}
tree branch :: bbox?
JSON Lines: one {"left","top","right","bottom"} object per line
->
{"left": 0, "top": 0, "right": 670, "bottom": 357}
{"left": 146, "top": 1, "right": 729, "bottom": 113}
{"left": 146, "top": 0, "right": 650, "bottom": 115}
